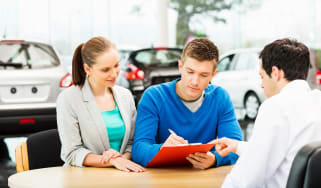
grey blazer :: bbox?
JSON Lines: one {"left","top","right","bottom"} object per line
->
{"left": 56, "top": 79, "right": 136, "bottom": 167}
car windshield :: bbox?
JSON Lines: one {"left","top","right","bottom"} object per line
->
{"left": 133, "top": 49, "right": 181, "bottom": 68}
{"left": 0, "top": 43, "right": 59, "bottom": 69}
{"left": 217, "top": 54, "right": 235, "bottom": 72}
{"left": 119, "top": 49, "right": 132, "bottom": 70}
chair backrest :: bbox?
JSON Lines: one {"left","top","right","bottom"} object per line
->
{"left": 15, "top": 129, "right": 64, "bottom": 172}
{"left": 286, "top": 141, "right": 321, "bottom": 188}
{"left": 27, "top": 129, "right": 64, "bottom": 170}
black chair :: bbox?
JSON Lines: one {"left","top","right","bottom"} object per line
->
{"left": 286, "top": 141, "right": 321, "bottom": 188}
{"left": 15, "top": 129, "right": 64, "bottom": 172}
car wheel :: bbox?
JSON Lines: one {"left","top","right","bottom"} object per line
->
{"left": 244, "top": 92, "right": 261, "bottom": 120}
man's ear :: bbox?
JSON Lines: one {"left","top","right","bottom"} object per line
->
{"left": 271, "top": 66, "right": 283, "bottom": 81}
{"left": 211, "top": 69, "right": 218, "bottom": 79}
{"left": 178, "top": 60, "right": 183, "bottom": 73}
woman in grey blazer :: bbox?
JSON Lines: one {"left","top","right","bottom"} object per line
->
{"left": 56, "top": 36, "right": 144, "bottom": 172}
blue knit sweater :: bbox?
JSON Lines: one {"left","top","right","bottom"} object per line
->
{"left": 132, "top": 79, "right": 243, "bottom": 167}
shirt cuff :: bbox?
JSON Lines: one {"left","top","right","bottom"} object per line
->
{"left": 143, "top": 144, "right": 162, "bottom": 167}
{"left": 213, "top": 151, "right": 223, "bottom": 167}
{"left": 125, "top": 145, "right": 132, "bottom": 153}
{"left": 72, "top": 148, "right": 92, "bottom": 167}
{"left": 236, "top": 141, "right": 248, "bottom": 156}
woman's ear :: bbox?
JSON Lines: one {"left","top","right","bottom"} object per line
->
{"left": 83, "top": 63, "right": 91, "bottom": 75}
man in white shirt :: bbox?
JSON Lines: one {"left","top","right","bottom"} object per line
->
{"left": 212, "top": 38, "right": 321, "bottom": 188}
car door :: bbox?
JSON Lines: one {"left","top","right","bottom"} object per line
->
{"left": 213, "top": 53, "right": 241, "bottom": 106}
{"left": 213, "top": 52, "right": 261, "bottom": 108}
{"left": 308, "top": 49, "right": 321, "bottom": 90}
{"left": 228, "top": 52, "right": 261, "bottom": 106}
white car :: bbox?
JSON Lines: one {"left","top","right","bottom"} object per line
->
{"left": 0, "top": 40, "right": 72, "bottom": 136}
{"left": 212, "top": 49, "right": 265, "bottom": 120}
{"left": 212, "top": 48, "right": 321, "bottom": 121}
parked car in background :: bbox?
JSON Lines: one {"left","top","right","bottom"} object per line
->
{"left": 0, "top": 40, "right": 72, "bottom": 136}
{"left": 212, "top": 49, "right": 265, "bottom": 120}
{"left": 117, "top": 45, "right": 141, "bottom": 62}
{"left": 212, "top": 48, "right": 321, "bottom": 120}
{"left": 307, "top": 48, "right": 321, "bottom": 90}
{"left": 116, "top": 47, "right": 183, "bottom": 103}
{"left": 61, "top": 55, "right": 73, "bottom": 74}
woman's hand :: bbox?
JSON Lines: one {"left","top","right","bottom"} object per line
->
{"left": 100, "top": 149, "right": 121, "bottom": 165}
{"left": 110, "top": 157, "right": 145, "bottom": 172}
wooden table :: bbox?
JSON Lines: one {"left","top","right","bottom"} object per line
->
{"left": 8, "top": 165, "right": 232, "bottom": 188}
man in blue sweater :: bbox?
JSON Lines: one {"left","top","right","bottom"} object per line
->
{"left": 132, "top": 38, "right": 243, "bottom": 168}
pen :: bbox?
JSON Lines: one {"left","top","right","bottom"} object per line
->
{"left": 168, "top": 129, "right": 177, "bottom": 136}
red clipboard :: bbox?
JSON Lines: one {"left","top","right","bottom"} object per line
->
{"left": 146, "top": 143, "right": 215, "bottom": 167}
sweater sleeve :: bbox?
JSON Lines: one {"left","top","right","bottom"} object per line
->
{"left": 131, "top": 88, "right": 162, "bottom": 166}
{"left": 212, "top": 88, "right": 243, "bottom": 167}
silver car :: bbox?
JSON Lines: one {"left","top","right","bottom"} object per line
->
{"left": 212, "top": 48, "right": 321, "bottom": 121}
{"left": 0, "top": 40, "right": 72, "bottom": 136}
{"left": 307, "top": 48, "right": 321, "bottom": 90}
{"left": 212, "top": 49, "right": 265, "bottom": 120}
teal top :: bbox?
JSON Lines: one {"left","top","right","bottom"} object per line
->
{"left": 100, "top": 104, "right": 125, "bottom": 152}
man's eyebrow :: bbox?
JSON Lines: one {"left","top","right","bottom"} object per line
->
{"left": 185, "top": 67, "right": 211, "bottom": 74}
{"left": 186, "top": 67, "right": 194, "bottom": 71}
{"left": 199, "top": 70, "right": 211, "bottom": 74}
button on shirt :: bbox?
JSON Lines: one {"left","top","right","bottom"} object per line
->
{"left": 222, "top": 80, "right": 321, "bottom": 188}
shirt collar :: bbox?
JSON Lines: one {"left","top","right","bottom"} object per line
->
{"left": 280, "top": 80, "right": 311, "bottom": 95}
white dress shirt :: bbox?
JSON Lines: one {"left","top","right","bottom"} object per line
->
{"left": 222, "top": 80, "right": 321, "bottom": 188}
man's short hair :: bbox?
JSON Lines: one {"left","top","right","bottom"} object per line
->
{"left": 259, "top": 38, "right": 310, "bottom": 81}
{"left": 181, "top": 38, "right": 219, "bottom": 70}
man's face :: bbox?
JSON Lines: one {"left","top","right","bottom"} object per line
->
{"left": 259, "top": 59, "right": 278, "bottom": 98}
{"left": 178, "top": 57, "right": 217, "bottom": 100}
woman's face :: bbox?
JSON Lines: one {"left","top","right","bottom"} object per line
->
{"left": 84, "top": 49, "right": 120, "bottom": 88}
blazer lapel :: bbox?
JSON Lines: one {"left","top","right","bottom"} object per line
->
{"left": 112, "top": 86, "right": 130, "bottom": 153}
{"left": 81, "top": 79, "right": 110, "bottom": 150}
